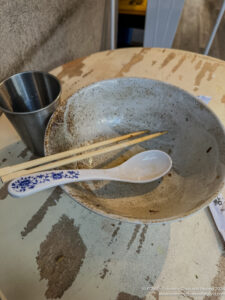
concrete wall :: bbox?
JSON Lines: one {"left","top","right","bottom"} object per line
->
{"left": 0, "top": 0, "right": 107, "bottom": 82}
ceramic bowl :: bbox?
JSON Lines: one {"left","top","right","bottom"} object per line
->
{"left": 44, "top": 78, "right": 225, "bottom": 223}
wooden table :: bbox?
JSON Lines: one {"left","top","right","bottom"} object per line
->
{"left": 0, "top": 48, "right": 225, "bottom": 300}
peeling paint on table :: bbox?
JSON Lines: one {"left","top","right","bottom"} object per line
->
{"left": 21, "top": 187, "right": 63, "bottom": 238}
{"left": 36, "top": 215, "right": 86, "bottom": 299}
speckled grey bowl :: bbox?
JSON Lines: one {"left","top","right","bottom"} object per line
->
{"left": 45, "top": 78, "right": 225, "bottom": 223}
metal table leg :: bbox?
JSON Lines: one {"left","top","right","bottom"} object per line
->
{"left": 204, "top": 0, "right": 225, "bottom": 55}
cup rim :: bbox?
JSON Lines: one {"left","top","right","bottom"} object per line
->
{"left": 0, "top": 70, "right": 61, "bottom": 115}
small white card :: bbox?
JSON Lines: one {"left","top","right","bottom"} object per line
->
{"left": 209, "top": 194, "right": 225, "bottom": 241}
{"left": 197, "top": 95, "right": 225, "bottom": 241}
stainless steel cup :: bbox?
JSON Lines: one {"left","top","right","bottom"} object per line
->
{"left": 0, "top": 71, "right": 61, "bottom": 156}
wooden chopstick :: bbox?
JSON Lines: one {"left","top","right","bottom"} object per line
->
{"left": 0, "top": 130, "right": 148, "bottom": 177}
{"left": 1, "top": 131, "right": 167, "bottom": 182}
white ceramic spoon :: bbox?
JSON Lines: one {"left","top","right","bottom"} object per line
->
{"left": 8, "top": 150, "right": 172, "bottom": 198}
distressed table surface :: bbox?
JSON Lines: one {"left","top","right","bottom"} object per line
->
{"left": 0, "top": 48, "right": 225, "bottom": 300}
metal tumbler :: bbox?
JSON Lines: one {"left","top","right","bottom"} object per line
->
{"left": 0, "top": 71, "right": 61, "bottom": 156}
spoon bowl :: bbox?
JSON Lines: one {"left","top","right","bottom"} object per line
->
{"left": 114, "top": 150, "right": 172, "bottom": 183}
{"left": 8, "top": 150, "right": 172, "bottom": 197}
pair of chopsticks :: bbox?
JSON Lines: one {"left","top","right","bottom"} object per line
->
{"left": 0, "top": 130, "right": 167, "bottom": 183}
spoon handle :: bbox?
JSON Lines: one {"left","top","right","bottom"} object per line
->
{"left": 8, "top": 169, "right": 113, "bottom": 198}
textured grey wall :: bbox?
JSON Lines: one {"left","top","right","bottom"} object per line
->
{"left": 0, "top": 0, "right": 106, "bottom": 82}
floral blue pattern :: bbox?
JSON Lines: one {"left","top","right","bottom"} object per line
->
{"left": 11, "top": 170, "right": 80, "bottom": 193}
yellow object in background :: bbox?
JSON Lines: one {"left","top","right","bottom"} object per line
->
{"left": 119, "top": 0, "right": 147, "bottom": 16}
